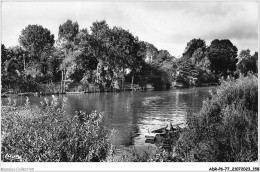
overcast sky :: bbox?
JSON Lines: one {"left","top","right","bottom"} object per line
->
{"left": 1, "top": 1, "right": 258, "bottom": 57}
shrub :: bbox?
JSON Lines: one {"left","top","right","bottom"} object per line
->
{"left": 1, "top": 96, "right": 112, "bottom": 162}
{"left": 110, "top": 146, "right": 177, "bottom": 162}
{"left": 42, "top": 82, "right": 60, "bottom": 94}
{"left": 175, "top": 74, "right": 258, "bottom": 162}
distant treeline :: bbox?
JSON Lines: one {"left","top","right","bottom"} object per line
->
{"left": 174, "top": 39, "right": 258, "bottom": 87}
{"left": 1, "top": 20, "right": 258, "bottom": 93}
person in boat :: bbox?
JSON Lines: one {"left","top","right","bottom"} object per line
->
{"left": 164, "top": 121, "right": 174, "bottom": 133}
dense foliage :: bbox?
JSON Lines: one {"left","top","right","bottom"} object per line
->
{"left": 237, "top": 50, "right": 258, "bottom": 76}
{"left": 175, "top": 38, "right": 257, "bottom": 87}
{"left": 1, "top": 20, "right": 258, "bottom": 93}
{"left": 175, "top": 74, "right": 258, "bottom": 162}
{"left": 1, "top": 19, "right": 258, "bottom": 162}
{"left": 1, "top": 20, "right": 177, "bottom": 93}
{"left": 1, "top": 96, "right": 112, "bottom": 162}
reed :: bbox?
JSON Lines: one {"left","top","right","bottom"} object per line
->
{"left": 1, "top": 96, "right": 113, "bottom": 162}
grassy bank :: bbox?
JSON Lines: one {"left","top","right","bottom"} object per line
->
{"left": 175, "top": 74, "right": 258, "bottom": 162}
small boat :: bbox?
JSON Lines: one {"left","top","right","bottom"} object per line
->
{"left": 144, "top": 127, "right": 158, "bottom": 140}
{"left": 151, "top": 127, "right": 167, "bottom": 134}
{"left": 145, "top": 139, "right": 155, "bottom": 144}
{"left": 144, "top": 133, "right": 157, "bottom": 140}
{"left": 145, "top": 122, "right": 184, "bottom": 142}
{"left": 144, "top": 128, "right": 172, "bottom": 141}
{"left": 152, "top": 126, "right": 179, "bottom": 134}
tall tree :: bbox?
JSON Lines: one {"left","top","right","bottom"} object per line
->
{"left": 191, "top": 47, "right": 206, "bottom": 65}
{"left": 90, "top": 20, "right": 113, "bottom": 90}
{"left": 57, "top": 20, "right": 80, "bottom": 92}
{"left": 154, "top": 50, "right": 172, "bottom": 64}
{"left": 237, "top": 49, "right": 251, "bottom": 61}
{"left": 237, "top": 50, "right": 258, "bottom": 76}
{"left": 182, "top": 38, "right": 206, "bottom": 60}
{"left": 75, "top": 29, "right": 98, "bottom": 83}
{"left": 18, "top": 25, "right": 55, "bottom": 82}
{"left": 1, "top": 44, "right": 8, "bottom": 74}
{"left": 19, "top": 24, "right": 54, "bottom": 62}
{"left": 207, "top": 39, "right": 238, "bottom": 78}
{"left": 58, "top": 20, "right": 79, "bottom": 52}
{"left": 1, "top": 46, "right": 31, "bottom": 92}
{"left": 5, "top": 46, "right": 28, "bottom": 75}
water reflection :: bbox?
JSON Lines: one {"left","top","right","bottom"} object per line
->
{"left": 1, "top": 87, "right": 214, "bottom": 151}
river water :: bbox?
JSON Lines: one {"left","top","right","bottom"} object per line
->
{"left": 1, "top": 86, "right": 215, "bottom": 152}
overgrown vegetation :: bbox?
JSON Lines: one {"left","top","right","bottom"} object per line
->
{"left": 2, "top": 20, "right": 257, "bottom": 93}
{"left": 1, "top": 74, "right": 258, "bottom": 162}
{"left": 1, "top": 20, "right": 176, "bottom": 93}
{"left": 174, "top": 74, "right": 258, "bottom": 162}
{"left": 1, "top": 18, "right": 258, "bottom": 163}
{"left": 1, "top": 96, "right": 113, "bottom": 162}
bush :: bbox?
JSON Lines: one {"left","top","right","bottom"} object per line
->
{"left": 175, "top": 74, "right": 258, "bottom": 162}
{"left": 109, "top": 147, "right": 178, "bottom": 162}
{"left": 1, "top": 96, "right": 113, "bottom": 162}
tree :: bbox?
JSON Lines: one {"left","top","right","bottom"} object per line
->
{"left": 59, "top": 20, "right": 79, "bottom": 42}
{"left": 175, "top": 59, "right": 200, "bottom": 87}
{"left": 152, "top": 50, "right": 176, "bottom": 88}
{"left": 57, "top": 20, "right": 80, "bottom": 92}
{"left": 19, "top": 25, "right": 54, "bottom": 62}
{"left": 1, "top": 44, "right": 8, "bottom": 74}
{"left": 182, "top": 38, "right": 206, "bottom": 60}
{"left": 89, "top": 20, "right": 114, "bottom": 91}
{"left": 5, "top": 46, "right": 27, "bottom": 75}
{"left": 1, "top": 46, "right": 36, "bottom": 92}
{"left": 191, "top": 47, "right": 205, "bottom": 65}
{"left": 89, "top": 21, "right": 145, "bottom": 91}
{"left": 144, "top": 42, "right": 158, "bottom": 63}
{"left": 58, "top": 20, "right": 79, "bottom": 52}
{"left": 175, "top": 39, "right": 210, "bottom": 87}
{"left": 75, "top": 29, "right": 98, "bottom": 83}
{"left": 154, "top": 50, "right": 172, "bottom": 64}
{"left": 252, "top": 52, "right": 258, "bottom": 73}
{"left": 127, "top": 37, "right": 146, "bottom": 89}
{"left": 207, "top": 39, "right": 238, "bottom": 78}
{"left": 90, "top": 20, "right": 111, "bottom": 62}
{"left": 47, "top": 52, "right": 62, "bottom": 82}
{"left": 237, "top": 50, "right": 258, "bottom": 76}
{"left": 18, "top": 24, "right": 55, "bottom": 83}
{"left": 237, "top": 49, "right": 251, "bottom": 61}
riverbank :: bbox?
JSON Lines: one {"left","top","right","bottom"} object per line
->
{"left": 1, "top": 100, "right": 185, "bottom": 162}
{"left": 174, "top": 74, "right": 258, "bottom": 162}
{"left": 2, "top": 82, "right": 220, "bottom": 98}
{"left": 1, "top": 97, "right": 113, "bottom": 162}
{"left": 1, "top": 75, "right": 257, "bottom": 162}
{"left": 2, "top": 86, "right": 155, "bottom": 97}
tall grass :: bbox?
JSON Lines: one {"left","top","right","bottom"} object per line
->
{"left": 107, "top": 146, "right": 179, "bottom": 162}
{"left": 1, "top": 96, "right": 113, "bottom": 162}
{"left": 175, "top": 74, "right": 258, "bottom": 162}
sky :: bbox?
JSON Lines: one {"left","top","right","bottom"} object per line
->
{"left": 1, "top": 1, "right": 259, "bottom": 57}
